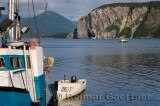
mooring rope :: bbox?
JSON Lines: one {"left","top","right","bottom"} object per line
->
{"left": 28, "top": 0, "right": 33, "bottom": 38}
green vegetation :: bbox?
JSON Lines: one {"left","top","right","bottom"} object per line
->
{"left": 79, "top": 16, "right": 86, "bottom": 21}
{"left": 119, "top": 27, "right": 131, "bottom": 38}
{"left": 97, "top": 1, "right": 160, "bottom": 10}
{"left": 129, "top": 7, "right": 135, "bottom": 12}
{"left": 106, "top": 24, "right": 119, "bottom": 32}
{"left": 135, "top": 19, "right": 140, "bottom": 25}
{"left": 97, "top": 2, "right": 147, "bottom": 10}
{"left": 153, "top": 25, "right": 160, "bottom": 38}
{"left": 106, "top": 24, "right": 120, "bottom": 36}
{"left": 42, "top": 33, "right": 69, "bottom": 38}
{"left": 133, "top": 5, "right": 151, "bottom": 38}
{"left": 96, "top": 1, "right": 160, "bottom": 38}
{"left": 92, "top": 1, "right": 160, "bottom": 39}
{"left": 150, "top": 1, "right": 160, "bottom": 10}
{"left": 116, "top": 18, "right": 122, "bottom": 25}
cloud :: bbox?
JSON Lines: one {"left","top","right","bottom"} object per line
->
{"left": 46, "top": 0, "right": 154, "bottom": 21}
{"left": 0, "top": 0, "right": 158, "bottom": 21}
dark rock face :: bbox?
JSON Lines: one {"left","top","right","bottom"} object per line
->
{"left": 67, "top": 1, "right": 160, "bottom": 39}
{"left": 67, "top": 29, "right": 78, "bottom": 39}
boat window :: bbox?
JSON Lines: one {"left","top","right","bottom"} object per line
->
{"left": 10, "top": 57, "right": 16, "bottom": 69}
{"left": 17, "top": 57, "right": 22, "bottom": 68}
{"left": 0, "top": 58, "right": 6, "bottom": 69}
{"left": 27, "top": 56, "right": 31, "bottom": 69}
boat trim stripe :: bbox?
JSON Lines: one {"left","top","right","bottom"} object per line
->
{"left": 0, "top": 86, "right": 29, "bottom": 93}
{"left": 13, "top": 69, "right": 25, "bottom": 74}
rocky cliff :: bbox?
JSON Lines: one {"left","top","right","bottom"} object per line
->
{"left": 67, "top": 1, "right": 160, "bottom": 39}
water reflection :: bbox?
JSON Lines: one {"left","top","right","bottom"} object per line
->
{"left": 80, "top": 53, "right": 160, "bottom": 79}
{"left": 47, "top": 53, "right": 160, "bottom": 105}
{"left": 79, "top": 53, "right": 160, "bottom": 100}
{"left": 47, "top": 91, "right": 86, "bottom": 106}
{"left": 44, "top": 39, "right": 160, "bottom": 106}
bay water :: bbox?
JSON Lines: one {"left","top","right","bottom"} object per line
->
{"left": 42, "top": 39, "right": 160, "bottom": 106}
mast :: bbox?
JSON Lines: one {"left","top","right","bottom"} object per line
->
{"left": 11, "top": 0, "right": 14, "bottom": 41}
{"left": 11, "top": 0, "right": 15, "bottom": 41}
{"left": 16, "top": 0, "right": 21, "bottom": 41}
{"left": 9, "top": 0, "right": 15, "bottom": 42}
{"left": 9, "top": 0, "right": 12, "bottom": 40}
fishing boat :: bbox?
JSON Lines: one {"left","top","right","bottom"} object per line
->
{"left": 120, "top": 39, "right": 128, "bottom": 43}
{"left": 48, "top": 75, "right": 86, "bottom": 100}
{"left": 0, "top": 0, "right": 50, "bottom": 105}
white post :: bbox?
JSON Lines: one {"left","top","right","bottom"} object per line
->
{"left": 11, "top": 0, "right": 15, "bottom": 42}
{"left": 9, "top": 0, "right": 12, "bottom": 40}
{"left": 29, "top": 48, "right": 37, "bottom": 101}
{"left": 24, "top": 45, "right": 29, "bottom": 91}
{"left": 16, "top": 0, "right": 20, "bottom": 41}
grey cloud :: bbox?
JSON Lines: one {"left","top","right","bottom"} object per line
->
{"left": 47, "top": 0, "right": 153, "bottom": 21}
{"left": 0, "top": 0, "right": 158, "bottom": 21}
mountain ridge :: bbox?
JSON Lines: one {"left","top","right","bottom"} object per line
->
{"left": 0, "top": 11, "right": 77, "bottom": 38}
{"left": 22, "top": 11, "right": 77, "bottom": 36}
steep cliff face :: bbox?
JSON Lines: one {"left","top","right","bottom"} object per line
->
{"left": 67, "top": 1, "right": 160, "bottom": 39}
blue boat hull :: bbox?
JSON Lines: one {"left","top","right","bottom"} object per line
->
{"left": 0, "top": 73, "right": 46, "bottom": 106}
{"left": 0, "top": 90, "right": 32, "bottom": 106}
{"left": 0, "top": 90, "right": 46, "bottom": 106}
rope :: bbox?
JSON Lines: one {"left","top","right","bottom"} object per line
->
{"left": 45, "top": 67, "right": 49, "bottom": 106}
{"left": 40, "top": 3, "right": 48, "bottom": 43}
{"left": 28, "top": 0, "right": 33, "bottom": 38}
{"left": 31, "top": 0, "right": 39, "bottom": 41}
{"left": 20, "top": 71, "right": 26, "bottom": 88}
{"left": 20, "top": 18, "right": 27, "bottom": 26}
{"left": 8, "top": 68, "right": 14, "bottom": 87}
{"left": 20, "top": 18, "right": 38, "bottom": 38}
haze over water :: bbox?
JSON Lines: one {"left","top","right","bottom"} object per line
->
{"left": 42, "top": 39, "right": 160, "bottom": 106}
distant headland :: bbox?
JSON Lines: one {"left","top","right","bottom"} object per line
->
{"left": 67, "top": 1, "right": 160, "bottom": 39}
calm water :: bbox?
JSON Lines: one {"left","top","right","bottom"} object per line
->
{"left": 42, "top": 39, "right": 160, "bottom": 106}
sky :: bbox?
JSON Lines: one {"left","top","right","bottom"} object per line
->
{"left": 0, "top": 0, "right": 159, "bottom": 21}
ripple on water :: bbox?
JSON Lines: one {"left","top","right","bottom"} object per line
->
{"left": 44, "top": 39, "right": 160, "bottom": 106}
